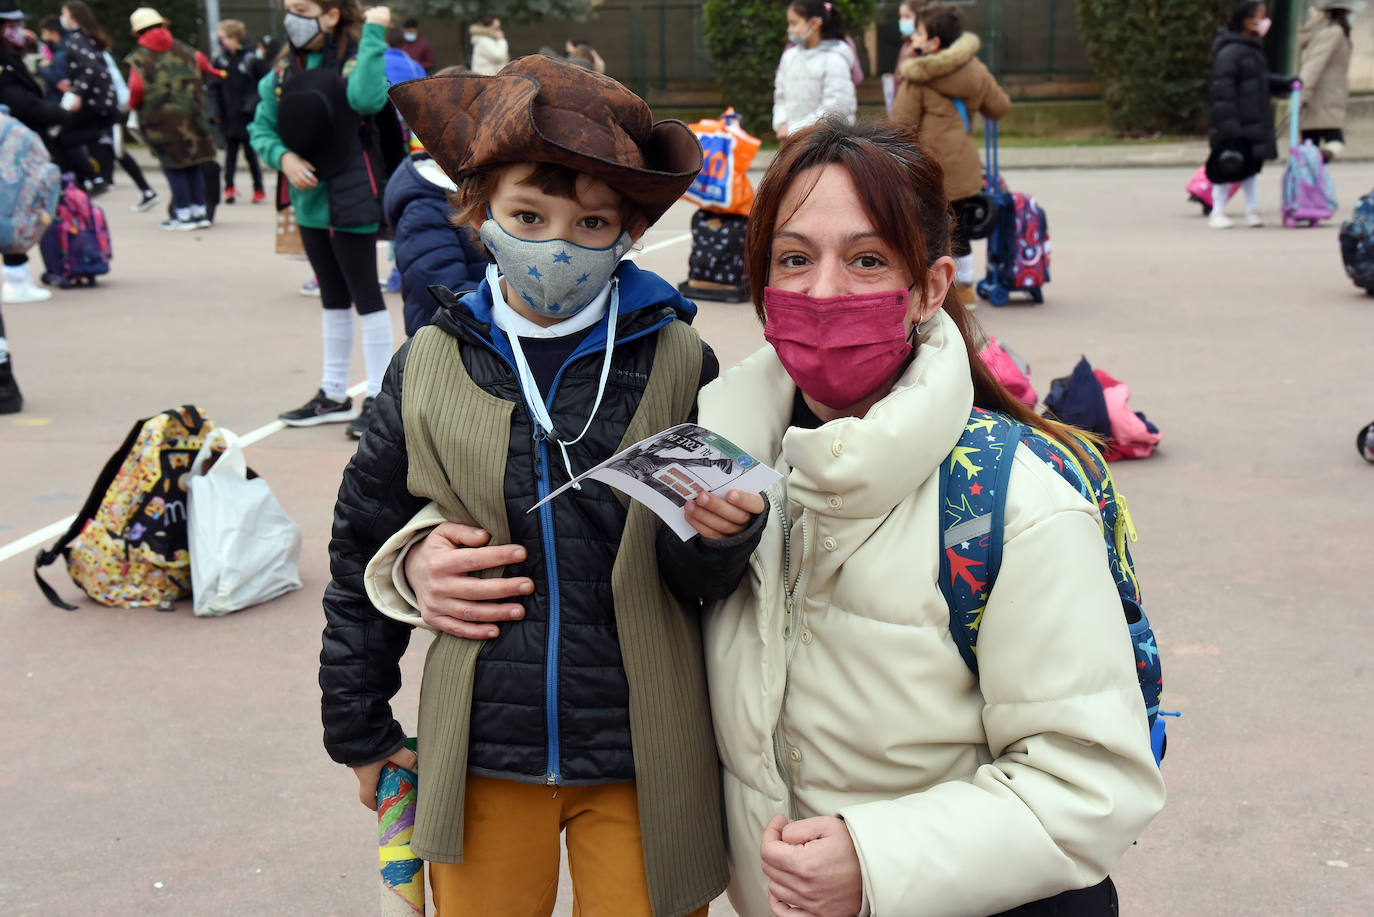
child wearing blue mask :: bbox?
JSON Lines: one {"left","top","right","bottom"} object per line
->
{"left": 320, "top": 56, "right": 738, "bottom": 916}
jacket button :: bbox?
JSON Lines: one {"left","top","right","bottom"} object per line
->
{"left": 800, "top": 628, "right": 813, "bottom": 645}
{"left": 827, "top": 494, "right": 843, "bottom": 509}
{"left": 831, "top": 440, "right": 844, "bottom": 456}
{"left": 822, "top": 536, "right": 837, "bottom": 551}
{"left": 789, "top": 746, "right": 802, "bottom": 762}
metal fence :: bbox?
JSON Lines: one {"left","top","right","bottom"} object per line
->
{"left": 201, "top": 0, "right": 1093, "bottom": 96}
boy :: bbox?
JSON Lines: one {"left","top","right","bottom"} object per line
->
{"left": 320, "top": 57, "right": 727, "bottom": 916}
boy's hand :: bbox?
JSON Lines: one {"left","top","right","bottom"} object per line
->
{"left": 405, "top": 523, "right": 533, "bottom": 639}
{"left": 684, "top": 490, "right": 765, "bottom": 540}
{"left": 351, "top": 745, "right": 419, "bottom": 811}
{"left": 363, "top": 6, "right": 391, "bottom": 27}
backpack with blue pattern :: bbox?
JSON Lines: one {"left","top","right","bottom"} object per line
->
{"left": 937, "top": 406, "right": 1170, "bottom": 764}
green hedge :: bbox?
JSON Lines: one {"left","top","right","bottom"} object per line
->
{"left": 1078, "top": 0, "right": 1232, "bottom": 135}
{"left": 703, "top": 0, "right": 874, "bottom": 140}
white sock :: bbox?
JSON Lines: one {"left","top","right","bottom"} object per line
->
{"left": 954, "top": 254, "right": 975, "bottom": 286}
{"left": 1243, "top": 176, "right": 1260, "bottom": 212}
{"left": 321, "top": 308, "right": 353, "bottom": 401}
{"left": 358, "top": 309, "right": 394, "bottom": 399}
{"left": 4, "top": 265, "right": 28, "bottom": 285}
{"left": 175, "top": 206, "right": 194, "bottom": 221}
{"left": 1212, "top": 183, "right": 1231, "bottom": 215}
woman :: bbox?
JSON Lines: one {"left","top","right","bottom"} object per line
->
{"left": 1207, "top": 1, "right": 1295, "bottom": 229}
{"left": 57, "top": 1, "right": 118, "bottom": 194}
{"left": 468, "top": 16, "right": 507, "bottom": 75}
{"left": 249, "top": 0, "right": 394, "bottom": 439}
{"left": 663, "top": 118, "right": 1165, "bottom": 917}
{"left": 771, "top": 0, "right": 856, "bottom": 139}
{"left": 891, "top": 2, "right": 1009, "bottom": 305}
{"left": 1298, "top": 0, "right": 1358, "bottom": 161}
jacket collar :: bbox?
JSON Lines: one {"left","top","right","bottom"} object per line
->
{"left": 432, "top": 260, "right": 695, "bottom": 365}
{"left": 898, "top": 32, "right": 980, "bottom": 83}
{"left": 704, "top": 310, "right": 974, "bottom": 521}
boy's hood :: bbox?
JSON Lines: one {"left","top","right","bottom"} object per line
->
{"left": 898, "top": 32, "right": 980, "bottom": 84}
{"left": 381, "top": 155, "right": 453, "bottom": 225}
{"left": 431, "top": 260, "right": 697, "bottom": 366}
{"left": 137, "top": 26, "right": 173, "bottom": 53}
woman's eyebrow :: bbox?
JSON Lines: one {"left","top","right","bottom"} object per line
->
{"left": 774, "top": 230, "right": 884, "bottom": 244}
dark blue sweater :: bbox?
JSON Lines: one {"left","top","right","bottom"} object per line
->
{"left": 383, "top": 154, "right": 488, "bottom": 336}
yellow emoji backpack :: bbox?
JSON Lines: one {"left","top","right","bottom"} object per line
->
{"left": 35, "top": 406, "right": 215, "bottom": 610}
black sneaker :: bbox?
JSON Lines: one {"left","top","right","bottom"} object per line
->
{"left": 346, "top": 396, "right": 376, "bottom": 439}
{"left": 0, "top": 361, "right": 22, "bottom": 415}
{"left": 279, "top": 389, "right": 355, "bottom": 426}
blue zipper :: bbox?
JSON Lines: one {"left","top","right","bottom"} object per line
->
{"left": 464, "top": 303, "right": 675, "bottom": 788}
{"left": 534, "top": 431, "right": 562, "bottom": 787}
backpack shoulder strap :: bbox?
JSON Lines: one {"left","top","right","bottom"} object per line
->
{"left": 938, "top": 406, "right": 1022, "bottom": 673}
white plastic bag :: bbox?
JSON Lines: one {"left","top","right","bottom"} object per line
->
{"left": 187, "top": 429, "right": 303, "bottom": 616}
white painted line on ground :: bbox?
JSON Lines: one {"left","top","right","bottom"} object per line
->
{"left": 0, "top": 382, "right": 369, "bottom": 566}
{"left": 626, "top": 232, "right": 691, "bottom": 260}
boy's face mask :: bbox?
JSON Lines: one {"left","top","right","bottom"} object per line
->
{"left": 480, "top": 214, "right": 632, "bottom": 319}
{"left": 403, "top": 30, "right": 417, "bottom": 42}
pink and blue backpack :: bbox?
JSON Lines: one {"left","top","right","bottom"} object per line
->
{"left": 978, "top": 122, "right": 1050, "bottom": 306}
{"left": 938, "top": 407, "right": 1171, "bottom": 764}
{"left": 39, "top": 175, "right": 112, "bottom": 288}
{"left": 1282, "top": 84, "right": 1338, "bottom": 228}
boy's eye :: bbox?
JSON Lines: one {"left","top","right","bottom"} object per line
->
{"left": 513, "top": 211, "right": 540, "bottom": 225}
{"left": 580, "top": 216, "right": 608, "bottom": 230}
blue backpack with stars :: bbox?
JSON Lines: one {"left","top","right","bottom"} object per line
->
{"left": 937, "top": 407, "right": 1169, "bottom": 763}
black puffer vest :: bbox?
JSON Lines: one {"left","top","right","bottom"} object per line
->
{"left": 425, "top": 273, "right": 702, "bottom": 784}
{"left": 274, "top": 38, "right": 398, "bottom": 228}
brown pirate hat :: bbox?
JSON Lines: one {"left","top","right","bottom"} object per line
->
{"left": 388, "top": 55, "right": 702, "bottom": 225}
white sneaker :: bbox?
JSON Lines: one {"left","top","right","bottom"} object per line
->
{"left": 1208, "top": 210, "right": 1234, "bottom": 229}
{"left": 1, "top": 277, "right": 53, "bottom": 303}
{"left": 1245, "top": 210, "right": 1264, "bottom": 227}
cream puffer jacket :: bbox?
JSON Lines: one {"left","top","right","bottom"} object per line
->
{"left": 772, "top": 39, "right": 857, "bottom": 136}
{"left": 469, "top": 24, "right": 509, "bottom": 76}
{"left": 698, "top": 312, "right": 1165, "bottom": 917}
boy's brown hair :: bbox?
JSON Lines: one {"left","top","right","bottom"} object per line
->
{"left": 917, "top": 3, "right": 964, "bottom": 49}
{"left": 217, "top": 18, "right": 246, "bottom": 41}
{"left": 449, "top": 163, "right": 649, "bottom": 240}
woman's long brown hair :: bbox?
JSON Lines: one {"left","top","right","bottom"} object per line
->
{"left": 62, "top": 1, "right": 111, "bottom": 51}
{"left": 744, "top": 116, "right": 1100, "bottom": 462}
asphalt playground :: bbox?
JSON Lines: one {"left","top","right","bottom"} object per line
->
{"left": 1, "top": 155, "right": 1372, "bottom": 915}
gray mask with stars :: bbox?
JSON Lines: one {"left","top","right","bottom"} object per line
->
{"left": 479, "top": 215, "right": 632, "bottom": 319}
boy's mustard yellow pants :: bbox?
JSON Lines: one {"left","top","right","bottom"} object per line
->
{"left": 428, "top": 773, "right": 711, "bottom": 917}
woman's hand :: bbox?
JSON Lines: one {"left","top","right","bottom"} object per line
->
{"left": 363, "top": 6, "right": 391, "bottom": 27}
{"left": 405, "top": 523, "right": 533, "bottom": 639}
{"left": 684, "top": 490, "right": 765, "bottom": 540}
{"left": 280, "top": 151, "right": 317, "bottom": 190}
{"left": 760, "top": 814, "right": 864, "bottom": 917}
{"left": 350, "top": 745, "right": 418, "bottom": 811}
